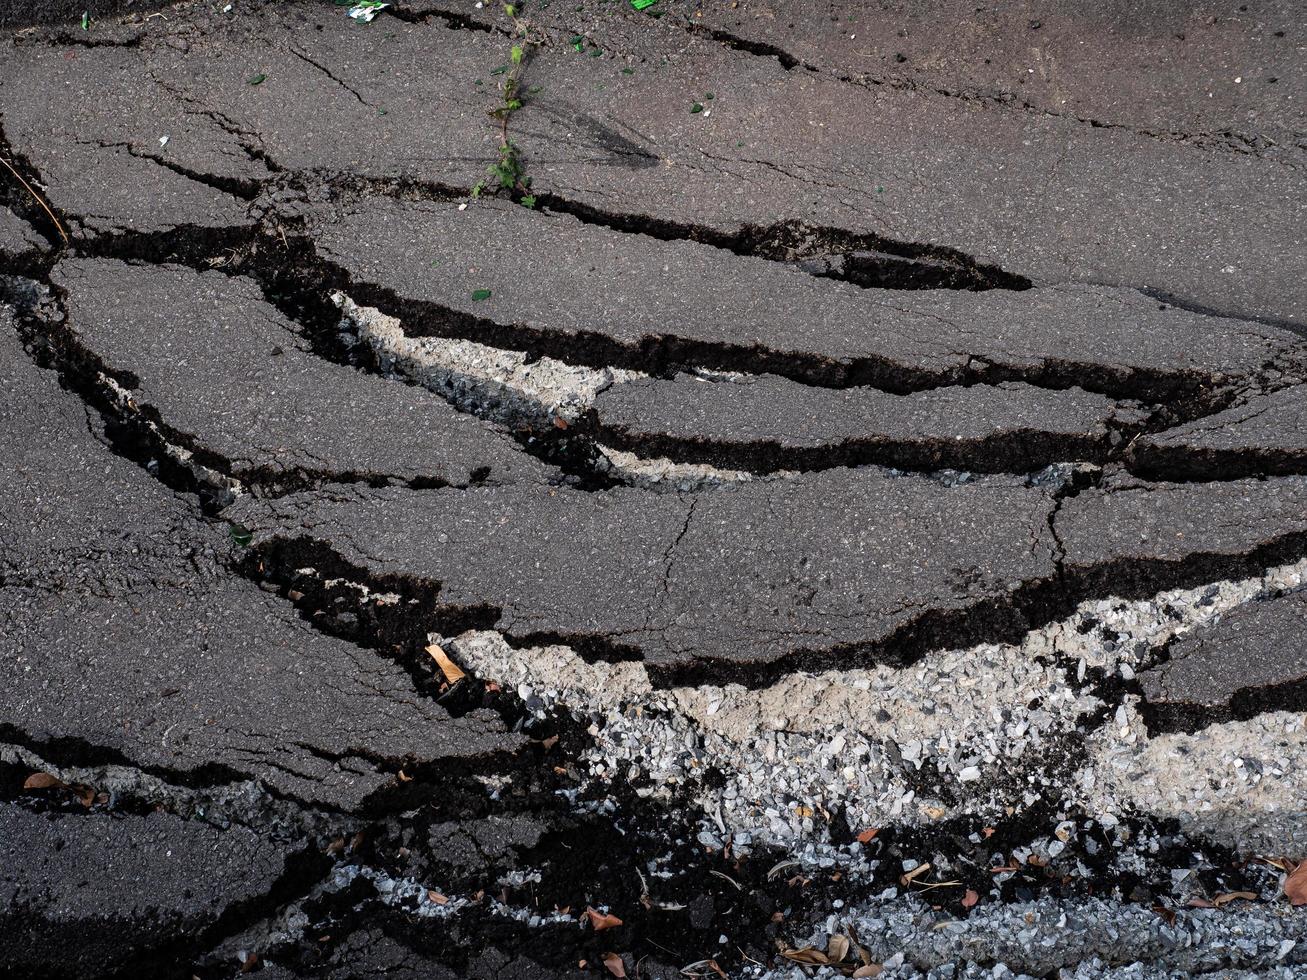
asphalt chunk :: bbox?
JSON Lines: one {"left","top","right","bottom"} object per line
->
{"left": 0, "top": 803, "right": 303, "bottom": 979}
{"left": 0, "top": 318, "right": 521, "bottom": 807}
{"left": 234, "top": 469, "right": 1063, "bottom": 683}
{"left": 1131, "top": 383, "right": 1307, "bottom": 479}
{"left": 588, "top": 373, "right": 1149, "bottom": 474}
{"left": 1139, "top": 588, "right": 1307, "bottom": 731}
{"left": 1055, "top": 475, "right": 1307, "bottom": 597}
{"left": 51, "top": 257, "right": 551, "bottom": 492}
{"left": 316, "top": 198, "right": 1300, "bottom": 401}
{"left": 0, "top": 206, "right": 45, "bottom": 266}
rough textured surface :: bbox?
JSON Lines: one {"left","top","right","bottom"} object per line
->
{"left": 1, "top": 1, "right": 1303, "bottom": 321}
{"left": 0, "top": 321, "right": 519, "bottom": 807}
{"left": 1132, "top": 383, "right": 1307, "bottom": 478}
{"left": 589, "top": 373, "right": 1148, "bottom": 473}
{"left": 1056, "top": 475, "right": 1307, "bottom": 594}
{"left": 1139, "top": 589, "right": 1307, "bottom": 730}
{"left": 317, "top": 198, "right": 1301, "bottom": 397}
{"left": 235, "top": 469, "right": 1062, "bottom": 680}
{"left": 2, "top": 3, "right": 1307, "bottom": 977}
{"left": 52, "top": 257, "right": 550, "bottom": 491}
{"left": 0, "top": 803, "right": 296, "bottom": 979}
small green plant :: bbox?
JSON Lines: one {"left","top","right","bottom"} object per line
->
{"left": 471, "top": 4, "right": 542, "bottom": 207}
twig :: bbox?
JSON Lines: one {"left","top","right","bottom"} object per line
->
{"left": 0, "top": 154, "right": 68, "bottom": 245}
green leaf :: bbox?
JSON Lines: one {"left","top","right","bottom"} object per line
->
{"left": 520, "top": 194, "right": 537, "bottom": 208}
{"left": 248, "top": 73, "right": 267, "bottom": 86}
{"left": 528, "top": 84, "right": 544, "bottom": 94}
{"left": 490, "top": 64, "right": 510, "bottom": 75}
{"left": 504, "top": 3, "right": 516, "bottom": 14}
{"left": 690, "top": 102, "right": 703, "bottom": 113}
{"left": 621, "top": 67, "right": 634, "bottom": 75}
{"left": 471, "top": 182, "right": 484, "bottom": 197}
{"left": 630, "top": 0, "right": 658, "bottom": 8}
{"left": 229, "top": 524, "right": 253, "bottom": 547}
{"left": 510, "top": 45, "right": 524, "bottom": 64}
{"left": 471, "top": 288, "right": 492, "bottom": 301}
{"left": 81, "top": 10, "right": 88, "bottom": 30}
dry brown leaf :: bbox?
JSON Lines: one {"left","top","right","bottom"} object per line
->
{"left": 601, "top": 952, "right": 626, "bottom": 978}
{"left": 856, "top": 827, "right": 879, "bottom": 844}
{"left": 780, "top": 947, "right": 829, "bottom": 965}
{"left": 961, "top": 889, "right": 979, "bottom": 908}
{"left": 427, "top": 891, "right": 448, "bottom": 905}
{"left": 1212, "top": 891, "right": 1258, "bottom": 907}
{"left": 1285, "top": 861, "right": 1307, "bottom": 906}
{"left": 586, "top": 907, "right": 624, "bottom": 930}
{"left": 23, "top": 772, "right": 65, "bottom": 790}
{"left": 899, "top": 862, "right": 932, "bottom": 886}
{"left": 853, "top": 967, "right": 884, "bottom": 979}
{"left": 426, "top": 644, "right": 466, "bottom": 685}
{"left": 826, "top": 934, "right": 850, "bottom": 962}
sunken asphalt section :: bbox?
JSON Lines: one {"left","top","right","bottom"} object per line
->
{"left": 1, "top": 1, "right": 1306, "bottom": 978}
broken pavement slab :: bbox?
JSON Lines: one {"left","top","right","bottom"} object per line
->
{"left": 588, "top": 373, "right": 1149, "bottom": 474}
{"left": 0, "top": 317, "right": 523, "bottom": 808}
{"left": 1, "top": 2, "right": 1303, "bottom": 321}
{"left": 1139, "top": 588, "right": 1307, "bottom": 731}
{"left": 235, "top": 468, "right": 1065, "bottom": 683}
{"left": 1055, "top": 475, "right": 1307, "bottom": 599}
{"left": 0, "top": 802, "right": 310, "bottom": 979}
{"left": 315, "top": 197, "right": 1304, "bottom": 401}
{"left": 50, "top": 256, "right": 552, "bottom": 493}
{"left": 1130, "top": 382, "right": 1307, "bottom": 480}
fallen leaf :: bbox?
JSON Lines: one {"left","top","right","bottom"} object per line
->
{"left": 426, "top": 644, "right": 466, "bottom": 685}
{"left": 23, "top": 772, "right": 65, "bottom": 790}
{"left": 826, "top": 934, "right": 850, "bottom": 962}
{"left": 1152, "top": 904, "right": 1177, "bottom": 925}
{"left": 553, "top": 416, "right": 569, "bottom": 430}
{"left": 852, "top": 966, "right": 884, "bottom": 978}
{"left": 780, "top": 947, "right": 829, "bottom": 965}
{"left": 1212, "top": 891, "right": 1258, "bottom": 907}
{"left": 982, "top": 827, "right": 996, "bottom": 838}
{"left": 586, "top": 907, "right": 623, "bottom": 931}
{"left": 899, "top": 862, "right": 932, "bottom": 886}
{"left": 427, "top": 890, "right": 449, "bottom": 905}
{"left": 602, "top": 952, "right": 627, "bottom": 977}
{"left": 240, "top": 953, "right": 259, "bottom": 974}
{"left": 961, "top": 889, "right": 979, "bottom": 908}
{"left": 855, "top": 827, "right": 879, "bottom": 844}
{"left": 1285, "top": 861, "right": 1307, "bottom": 906}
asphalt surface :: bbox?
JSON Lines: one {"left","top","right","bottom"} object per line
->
{"left": 52, "top": 257, "right": 551, "bottom": 492}
{"left": 0, "top": 803, "right": 300, "bottom": 978}
{"left": 1, "top": 1, "right": 1306, "bottom": 977}
{"left": 589, "top": 374, "right": 1147, "bottom": 474}
{"left": 1140, "top": 588, "right": 1307, "bottom": 730}
{"left": 0, "top": 321, "right": 520, "bottom": 808}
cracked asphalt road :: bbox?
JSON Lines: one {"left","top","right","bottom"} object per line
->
{"left": 1, "top": 1, "right": 1305, "bottom": 978}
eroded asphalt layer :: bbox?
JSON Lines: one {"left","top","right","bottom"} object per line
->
{"left": 1, "top": 0, "right": 1306, "bottom": 977}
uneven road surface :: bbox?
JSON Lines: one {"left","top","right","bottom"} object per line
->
{"left": 2, "top": 1, "right": 1306, "bottom": 978}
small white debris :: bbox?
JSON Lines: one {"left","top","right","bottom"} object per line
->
{"left": 347, "top": 2, "right": 389, "bottom": 22}
{"left": 158, "top": 135, "right": 169, "bottom": 147}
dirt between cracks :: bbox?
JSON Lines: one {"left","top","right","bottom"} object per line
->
{"left": 2, "top": 0, "right": 1307, "bottom": 978}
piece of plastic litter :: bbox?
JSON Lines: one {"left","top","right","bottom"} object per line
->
{"left": 348, "top": 1, "right": 389, "bottom": 22}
